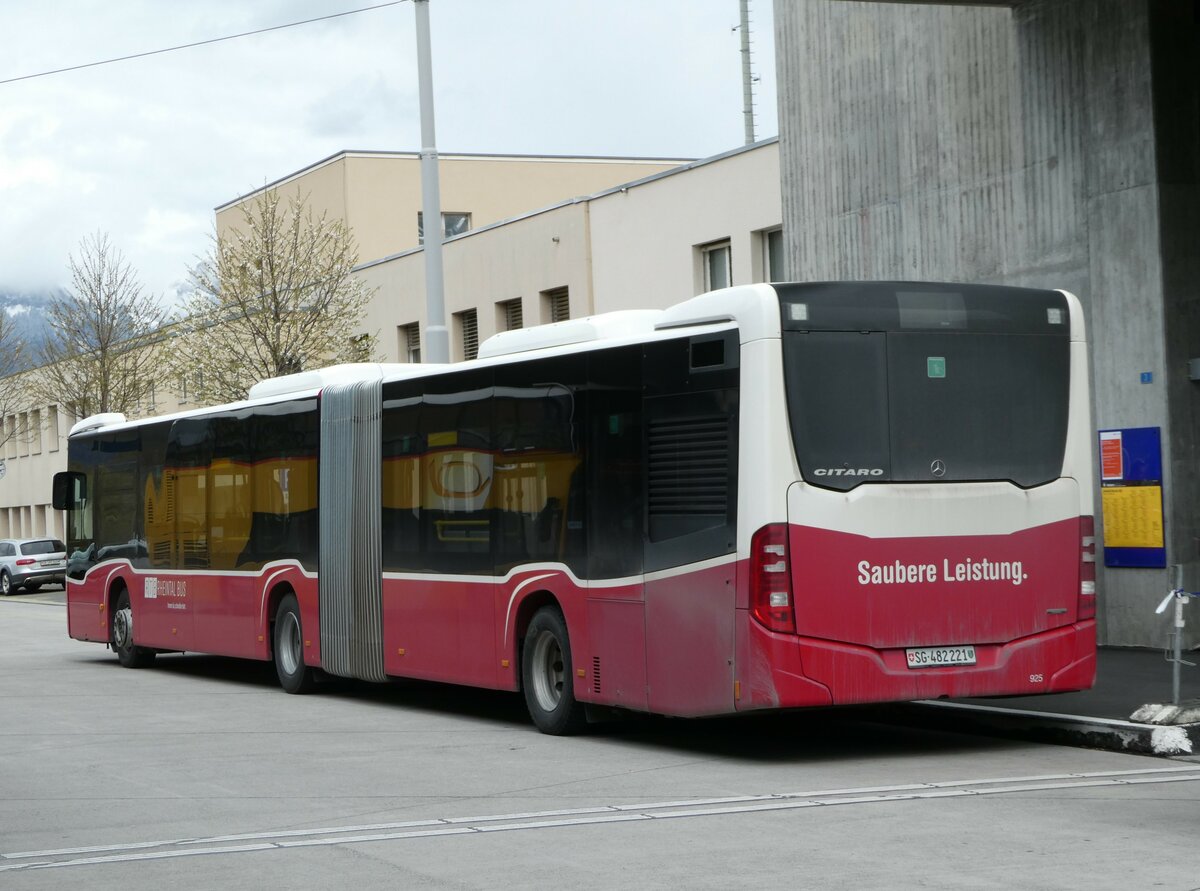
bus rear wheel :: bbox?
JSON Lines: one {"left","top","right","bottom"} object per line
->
{"left": 111, "top": 589, "right": 155, "bottom": 668}
{"left": 522, "top": 607, "right": 585, "bottom": 735}
{"left": 273, "top": 595, "right": 315, "bottom": 694}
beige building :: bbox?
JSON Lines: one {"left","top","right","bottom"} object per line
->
{"left": 357, "top": 139, "right": 782, "bottom": 362}
{"left": 0, "top": 139, "right": 781, "bottom": 543}
{"left": 216, "top": 151, "right": 690, "bottom": 264}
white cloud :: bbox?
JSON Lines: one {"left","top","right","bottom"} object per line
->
{"left": 0, "top": 0, "right": 776, "bottom": 298}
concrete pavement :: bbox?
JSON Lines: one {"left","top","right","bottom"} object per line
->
{"left": 7, "top": 586, "right": 1198, "bottom": 755}
{"left": 909, "top": 647, "right": 1200, "bottom": 757}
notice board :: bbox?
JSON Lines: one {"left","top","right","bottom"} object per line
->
{"left": 1098, "top": 427, "right": 1166, "bottom": 568}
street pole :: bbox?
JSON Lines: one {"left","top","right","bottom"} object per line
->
{"left": 414, "top": 0, "right": 449, "bottom": 363}
{"left": 740, "top": 0, "right": 755, "bottom": 145}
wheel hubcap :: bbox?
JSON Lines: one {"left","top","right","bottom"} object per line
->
{"left": 279, "top": 612, "right": 302, "bottom": 675}
{"left": 113, "top": 607, "right": 133, "bottom": 650}
{"left": 530, "top": 630, "right": 565, "bottom": 712}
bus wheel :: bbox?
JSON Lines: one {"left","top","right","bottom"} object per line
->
{"left": 273, "top": 595, "right": 315, "bottom": 694}
{"left": 111, "top": 589, "right": 155, "bottom": 668}
{"left": 522, "top": 607, "right": 585, "bottom": 735}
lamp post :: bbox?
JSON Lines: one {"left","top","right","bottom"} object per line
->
{"left": 414, "top": 0, "right": 449, "bottom": 363}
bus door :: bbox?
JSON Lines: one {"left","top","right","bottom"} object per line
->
{"left": 584, "top": 347, "right": 648, "bottom": 712}
{"left": 642, "top": 332, "right": 740, "bottom": 717}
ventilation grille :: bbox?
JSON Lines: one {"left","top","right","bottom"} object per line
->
{"left": 648, "top": 416, "right": 730, "bottom": 516}
{"left": 501, "top": 299, "right": 523, "bottom": 331}
{"left": 545, "top": 287, "right": 570, "bottom": 323}
{"left": 458, "top": 309, "right": 479, "bottom": 361}
{"left": 593, "top": 656, "right": 602, "bottom": 694}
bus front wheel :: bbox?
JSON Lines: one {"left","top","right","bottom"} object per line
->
{"left": 273, "top": 595, "right": 315, "bottom": 694}
{"left": 522, "top": 607, "right": 585, "bottom": 735}
{"left": 111, "top": 589, "right": 155, "bottom": 668}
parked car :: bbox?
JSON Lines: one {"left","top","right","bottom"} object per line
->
{"left": 0, "top": 538, "right": 67, "bottom": 595}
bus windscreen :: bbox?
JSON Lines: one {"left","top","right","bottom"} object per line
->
{"left": 778, "top": 283, "right": 1072, "bottom": 490}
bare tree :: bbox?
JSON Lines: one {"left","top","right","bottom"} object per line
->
{"left": 0, "top": 307, "right": 30, "bottom": 451}
{"left": 176, "top": 189, "right": 378, "bottom": 405}
{"left": 30, "top": 232, "right": 169, "bottom": 419}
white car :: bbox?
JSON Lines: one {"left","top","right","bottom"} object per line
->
{"left": 0, "top": 538, "right": 67, "bottom": 595}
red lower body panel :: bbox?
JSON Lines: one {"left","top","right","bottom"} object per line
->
{"left": 737, "top": 614, "right": 1096, "bottom": 711}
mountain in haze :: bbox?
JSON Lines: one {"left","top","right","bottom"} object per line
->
{"left": 0, "top": 290, "right": 61, "bottom": 372}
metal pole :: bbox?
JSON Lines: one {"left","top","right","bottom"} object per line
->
{"left": 414, "top": 0, "right": 449, "bottom": 363}
{"left": 739, "top": 0, "right": 755, "bottom": 144}
{"left": 1173, "top": 595, "right": 1184, "bottom": 705}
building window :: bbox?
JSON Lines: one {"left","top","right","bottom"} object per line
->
{"left": 541, "top": 287, "right": 570, "bottom": 323}
{"left": 497, "top": 298, "right": 523, "bottom": 332}
{"left": 418, "top": 211, "right": 471, "bottom": 244}
{"left": 701, "top": 240, "right": 732, "bottom": 291}
{"left": 49, "top": 405, "right": 60, "bottom": 453}
{"left": 455, "top": 309, "right": 479, "bottom": 361}
{"left": 764, "top": 228, "right": 786, "bottom": 282}
{"left": 400, "top": 323, "right": 421, "bottom": 363}
{"left": 30, "top": 409, "right": 41, "bottom": 454}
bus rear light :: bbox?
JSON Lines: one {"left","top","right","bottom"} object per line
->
{"left": 751, "top": 524, "right": 795, "bottom": 634}
{"left": 1078, "top": 516, "right": 1096, "bottom": 621}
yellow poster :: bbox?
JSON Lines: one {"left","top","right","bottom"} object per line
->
{"left": 1101, "top": 485, "right": 1165, "bottom": 549}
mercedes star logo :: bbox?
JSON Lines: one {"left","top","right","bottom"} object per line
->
{"left": 930, "top": 459, "right": 946, "bottom": 477}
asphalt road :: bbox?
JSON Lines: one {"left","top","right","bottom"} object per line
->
{"left": 2, "top": 596, "right": 1198, "bottom": 890}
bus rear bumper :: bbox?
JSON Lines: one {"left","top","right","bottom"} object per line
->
{"left": 739, "top": 620, "right": 1096, "bottom": 710}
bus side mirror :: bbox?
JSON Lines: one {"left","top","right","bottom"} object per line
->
{"left": 52, "top": 472, "right": 86, "bottom": 510}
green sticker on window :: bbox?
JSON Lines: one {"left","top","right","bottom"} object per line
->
{"left": 927, "top": 357, "right": 946, "bottom": 378}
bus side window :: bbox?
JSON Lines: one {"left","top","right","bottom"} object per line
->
{"left": 418, "top": 369, "right": 495, "bottom": 575}
{"left": 166, "top": 417, "right": 213, "bottom": 569}
{"left": 586, "top": 345, "right": 644, "bottom": 579}
{"left": 494, "top": 355, "right": 586, "bottom": 578}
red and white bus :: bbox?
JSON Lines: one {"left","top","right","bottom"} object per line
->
{"left": 54, "top": 281, "right": 1096, "bottom": 734}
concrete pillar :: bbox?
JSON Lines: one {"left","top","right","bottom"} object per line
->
{"left": 774, "top": 0, "right": 1200, "bottom": 646}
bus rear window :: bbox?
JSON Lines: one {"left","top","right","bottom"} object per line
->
{"left": 783, "top": 330, "right": 1070, "bottom": 490}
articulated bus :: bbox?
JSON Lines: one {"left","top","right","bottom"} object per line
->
{"left": 54, "top": 282, "right": 1096, "bottom": 734}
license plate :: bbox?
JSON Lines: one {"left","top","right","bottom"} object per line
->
{"left": 40, "top": 561, "right": 64, "bottom": 569}
{"left": 905, "top": 645, "right": 977, "bottom": 668}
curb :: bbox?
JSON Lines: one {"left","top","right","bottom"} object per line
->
{"left": 897, "top": 700, "right": 1200, "bottom": 756}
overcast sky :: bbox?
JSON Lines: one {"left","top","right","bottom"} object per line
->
{"left": 0, "top": 0, "right": 777, "bottom": 303}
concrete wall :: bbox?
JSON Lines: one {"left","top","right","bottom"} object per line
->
{"left": 775, "top": 0, "right": 1199, "bottom": 645}
{"left": 589, "top": 142, "right": 782, "bottom": 311}
{"left": 358, "top": 201, "right": 595, "bottom": 363}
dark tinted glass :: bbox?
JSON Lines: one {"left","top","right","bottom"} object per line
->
{"left": 783, "top": 332, "right": 890, "bottom": 484}
{"left": 166, "top": 418, "right": 213, "bottom": 568}
{"left": 777, "top": 281, "right": 1071, "bottom": 335}
{"left": 247, "top": 399, "right": 319, "bottom": 570}
{"left": 22, "top": 540, "right": 65, "bottom": 555}
{"left": 887, "top": 332, "right": 1069, "bottom": 484}
{"left": 587, "top": 345, "right": 644, "bottom": 579}
{"left": 138, "top": 422, "right": 171, "bottom": 569}
{"left": 381, "top": 382, "right": 423, "bottom": 571}
{"left": 494, "top": 355, "right": 586, "bottom": 577}
{"left": 783, "top": 329, "right": 1071, "bottom": 489}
